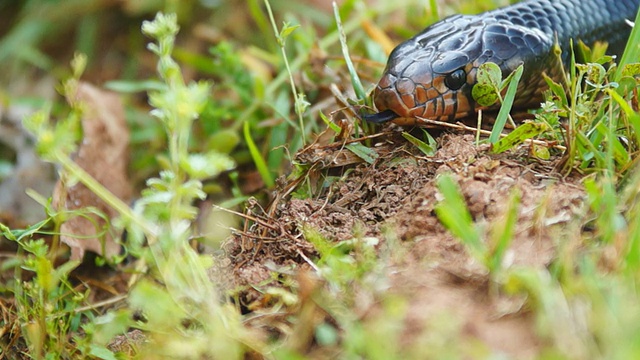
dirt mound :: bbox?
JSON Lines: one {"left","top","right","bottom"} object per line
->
{"left": 219, "top": 131, "right": 586, "bottom": 357}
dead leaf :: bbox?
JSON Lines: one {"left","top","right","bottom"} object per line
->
{"left": 53, "top": 82, "right": 132, "bottom": 261}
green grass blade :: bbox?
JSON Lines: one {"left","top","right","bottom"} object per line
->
{"left": 622, "top": 169, "right": 640, "bottom": 271}
{"left": 428, "top": 0, "right": 439, "bottom": 21}
{"left": 435, "top": 175, "right": 485, "bottom": 259}
{"left": 490, "top": 64, "right": 523, "bottom": 143}
{"left": 488, "top": 188, "right": 519, "bottom": 273}
{"left": 614, "top": 7, "right": 640, "bottom": 81}
{"left": 243, "top": 121, "right": 274, "bottom": 188}
{"left": 333, "top": 2, "right": 366, "bottom": 101}
{"left": 609, "top": 89, "right": 640, "bottom": 148}
{"left": 320, "top": 111, "right": 343, "bottom": 133}
{"left": 267, "top": 121, "right": 288, "bottom": 177}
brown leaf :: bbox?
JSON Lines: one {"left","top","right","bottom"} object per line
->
{"left": 53, "top": 82, "right": 132, "bottom": 261}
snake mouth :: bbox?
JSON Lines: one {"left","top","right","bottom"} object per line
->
{"left": 362, "top": 109, "right": 399, "bottom": 124}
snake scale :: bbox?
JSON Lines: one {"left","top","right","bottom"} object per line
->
{"left": 364, "top": 0, "right": 640, "bottom": 125}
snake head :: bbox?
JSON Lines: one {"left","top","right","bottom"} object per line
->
{"left": 367, "top": 14, "right": 553, "bottom": 125}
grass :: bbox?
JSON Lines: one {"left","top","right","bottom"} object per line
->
{"left": 1, "top": 0, "right": 640, "bottom": 359}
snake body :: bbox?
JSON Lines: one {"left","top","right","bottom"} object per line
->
{"left": 366, "top": 0, "right": 639, "bottom": 125}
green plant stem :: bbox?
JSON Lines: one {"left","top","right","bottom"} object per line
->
{"left": 264, "top": 6, "right": 367, "bottom": 95}
{"left": 169, "top": 129, "right": 180, "bottom": 173}
{"left": 56, "top": 153, "right": 158, "bottom": 242}
{"left": 263, "top": 0, "right": 307, "bottom": 144}
{"left": 565, "top": 69, "right": 586, "bottom": 174}
{"left": 232, "top": 5, "right": 380, "bottom": 135}
{"left": 167, "top": 126, "right": 190, "bottom": 228}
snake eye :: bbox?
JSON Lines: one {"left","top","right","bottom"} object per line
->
{"left": 444, "top": 68, "right": 466, "bottom": 90}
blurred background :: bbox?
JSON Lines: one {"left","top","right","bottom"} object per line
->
{"left": 0, "top": 0, "right": 509, "bottom": 226}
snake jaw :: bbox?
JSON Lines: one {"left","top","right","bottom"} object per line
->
{"left": 369, "top": 60, "right": 469, "bottom": 123}
{"left": 371, "top": 68, "right": 433, "bottom": 116}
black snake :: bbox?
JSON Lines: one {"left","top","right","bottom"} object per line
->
{"left": 364, "top": 0, "right": 639, "bottom": 125}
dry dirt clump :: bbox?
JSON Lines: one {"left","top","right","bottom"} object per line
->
{"left": 219, "top": 131, "right": 586, "bottom": 356}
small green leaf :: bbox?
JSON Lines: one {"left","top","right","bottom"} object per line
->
{"left": 615, "top": 76, "right": 637, "bottom": 96}
{"left": 295, "top": 92, "right": 310, "bottom": 117}
{"left": 141, "top": 13, "right": 179, "bottom": 40}
{"left": 35, "top": 257, "right": 56, "bottom": 293}
{"left": 55, "top": 260, "right": 81, "bottom": 283}
{"left": 583, "top": 63, "right": 606, "bottom": 85}
{"left": 542, "top": 73, "right": 568, "bottom": 106}
{"left": 472, "top": 83, "right": 499, "bottom": 107}
{"left": 472, "top": 62, "right": 502, "bottom": 107}
{"left": 0, "top": 223, "right": 17, "bottom": 241}
{"left": 320, "top": 111, "right": 343, "bottom": 134}
{"left": 104, "top": 79, "right": 166, "bottom": 93}
{"left": 91, "top": 309, "right": 134, "bottom": 346}
{"left": 491, "top": 122, "right": 548, "bottom": 154}
{"left": 609, "top": 89, "right": 640, "bottom": 147}
{"left": 592, "top": 122, "right": 630, "bottom": 167}
{"left": 180, "top": 152, "right": 235, "bottom": 180}
{"left": 89, "top": 345, "right": 119, "bottom": 360}
{"left": 621, "top": 63, "right": 640, "bottom": 78}
{"left": 70, "top": 53, "right": 87, "bottom": 79}
{"left": 477, "top": 62, "right": 502, "bottom": 87}
{"left": 279, "top": 22, "right": 299, "bottom": 41}
{"left": 531, "top": 144, "right": 551, "bottom": 160}
{"left": 402, "top": 130, "right": 436, "bottom": 156}
{"left": 576, "top": 39, "right": 611, "bottom": 64}
{"left": 207, "top": 129, "right": 240, "bottom": 154}
{"left": 264, "top": 287, "right": 298, "bottom": 306}
{"left": 345, "top": 143, "right": 378, "bottom": 164}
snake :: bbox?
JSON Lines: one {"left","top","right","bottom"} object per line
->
{"left": 364, "top": 0, "right": 639, "bottom": 125}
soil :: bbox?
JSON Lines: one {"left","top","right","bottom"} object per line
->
{"left": 218, "top": 130, "right": 586, "bottom": 358}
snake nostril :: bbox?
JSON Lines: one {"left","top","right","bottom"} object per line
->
{"left": 378, "top": 73, "right": 396, "bottom": 89}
